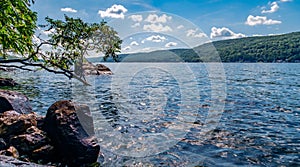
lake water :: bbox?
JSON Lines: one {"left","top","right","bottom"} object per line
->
{"left": 1, "top": 63, "right": 299, "bottom": 166}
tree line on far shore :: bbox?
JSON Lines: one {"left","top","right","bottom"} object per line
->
{"left": 106, "top": 31, "right": 300, "bottom": 63}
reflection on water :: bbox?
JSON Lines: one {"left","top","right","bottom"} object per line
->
{"left": 1, "top": 63, "right": 299, "bottom": 166}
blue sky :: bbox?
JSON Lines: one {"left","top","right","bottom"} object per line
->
{"left": 31, "top": 0, "right": 300, "bottom": 53}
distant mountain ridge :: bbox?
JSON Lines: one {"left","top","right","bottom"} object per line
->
{"left": 89, "top": 31, "right": 300, "bottom": 63}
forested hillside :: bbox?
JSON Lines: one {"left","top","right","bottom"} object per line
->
{"left": 212, "top": 31, "right": 300, "bottom": 62}
{"left": 93, "top": 31, "right": 300, "bottom": 63}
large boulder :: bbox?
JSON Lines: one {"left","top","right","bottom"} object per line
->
{"left": 75, "top": 61, "right": 113, "bottom": 76}
{"left": 43, "top": 100, "right": 100, "bottom": 166}
{"left": 0, "top": 78, "right": 18, "bottom": 87}
{"left": 0, "top": 90, "right": 32, "bottom": 114}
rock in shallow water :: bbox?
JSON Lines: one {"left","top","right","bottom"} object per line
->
{"left": 75, "top": 62, "right": 113, "bottom": 76}
{"left": 0, "top": 78, "right": 18, "bottom": 87}
{"left": 0, "top": 90, "right": 32, "bottom": 114}
{"left": 43, "top": 100, "right": 100, "bottom": 166}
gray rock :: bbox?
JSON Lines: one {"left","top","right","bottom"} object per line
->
{"left": 0, "top": 155, "right": 51, "bottom": 167}
{"left": 0, "top": 90, "right": 32, "bottom": 114}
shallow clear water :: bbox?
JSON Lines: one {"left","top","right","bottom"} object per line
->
{"left": 1, "top": 63, "right": 299, "bottom": 166}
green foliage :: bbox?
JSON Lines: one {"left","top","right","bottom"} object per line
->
{"left": 0, "top": 0, "right": 37, "bottom": 58}
{"left": 41, "top": 15, "right": 122, "bottom": 71}
{"left": 0, "top": 0, "right": 122, "bottom": 81}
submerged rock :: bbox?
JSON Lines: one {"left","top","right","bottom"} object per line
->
{"left": 0, "top": 78, "right": 18, "bottom": 87}
{"left": 75, "top": 104, "right": 95, "bottom": 136}
{"left": 43, "top": 100, "right": 100, "bottom": 166}
{"left": 0, "top": 90, "right": 32, "bottom": 114}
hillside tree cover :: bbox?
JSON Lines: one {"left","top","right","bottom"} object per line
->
{"left": 0, "top": 0, "right": 121, "bottom": 82}
{"left": 111, "top": 32, "right": 300, "bottom": 63}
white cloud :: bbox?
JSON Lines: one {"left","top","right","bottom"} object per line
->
{"left": 61, "top": 7, "right": 77, "bottom": 13}
{"left": 165, "top": 42, "right": 178, "bottom": 48}
{"left": 177, "top": 25, "right": 184, "bottom": 29}
{"left": 186, "top": 29, "right": 207, "bottom": 38}
{"left": 131, "top": 23, "right": 140, "bottom": 28}
{"left": 42, "top": 29, "right": 55, "bottom": 36}
{"left": 252, "top": 34, "right": 264, "bottom": 37}
{"left": 145, "top": 14, "right": 172, "bottom": 23}
{"left": 210, "top": 27, "right": 246, "bottom": 39}
{"left": 130, "top": 41, "right": 139, "bottom": 46}
{"left": 280, "top": 0, "right": 292, "bottom": 2}
{"left": 143, "top": 23, "right": 173, "bottom": 32}
{"left": 98, "top": 4, "right": 127, "bottom": 19}
{"left": 141, "top": 47, "right": 151, "bottom": 52}
{"left": 268, "top": 33, "right": 282, "bottom": 36}
{"left": 32, "top": 35, "right": 41, "bottom": 44}
{"left": 262, "top": 2, "right": 279, "bottom": 14}
{"left": 129, "top": 15, "right": 143, "bottom": 22}
{"left": 245, "top": 15, "right": 282, "bottom": 26}
{"left": 123, "top": 46, "right": 131, "bottom": 51}
{"left": 142, "top": 35, "right": 167, "bottom": 43}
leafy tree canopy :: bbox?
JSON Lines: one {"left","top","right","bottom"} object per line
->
{"left": 0, "top": 0, "right": 122, "bottom": 83}
{"left": 0, "top": 0, "right": 37, "bottom": 58}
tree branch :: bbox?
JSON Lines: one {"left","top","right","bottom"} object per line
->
{"left": 0, "top": 64, "right": 33, "bottom": 71}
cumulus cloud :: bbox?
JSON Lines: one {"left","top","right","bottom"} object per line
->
{"left": 262, "top": 2, "right": 279, "bottom": 14}
{"left": 32, "top": 35, "right": 41, "bottom": 44}
{"left": 210, "top": 27, "right": 246, "bottom": 39}
{"left": 245, "top": 15, "right": 282, "bottom": 26}
{"left": 123, "top": 46, "right": 131, "bottom": 51}
{"left": 42, "top": 29, "right": 55, "bottom": 36}
{"left": 129, "top": 15, "right": 143, "bottom": 22}
{"left": 130, "top": 41, "right": 139, "bottom": 46}
{"left": 177, "top": 25, "right": 184, "bottom": 29}
{"left": 143, "top": 23, "right": 172, "bottom": 32}
{"left": 186, "top": 29, "right": 207, "bottom": 38}
{"left": 145, "top": 14, "right": 172, "bottom": 23}
{"left": 131, "top": 23, "right": 140, "bottom": 28}
{"left": 280, "top": 0, "right": 292, "bottom": 2}
{"left": 165, "top": 42, "right": 178, "bottom": 48}
{"left": 61, "top": 7, "right": 77, "bottom": 13}
{"left": 142, "top": 35, "right": 167, "bottom": 43}
{"left": 98, "top": 4, "right": 127, "bottom": 19}
{"left": 252, "top": 34, "right": 264, "bottom": 37}
{"left": 141, "top": 47, "right": 151, "bottom": 52}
